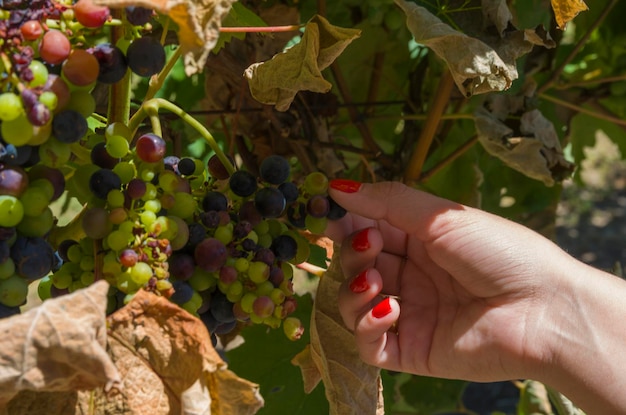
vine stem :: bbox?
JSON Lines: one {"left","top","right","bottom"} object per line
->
{"left": 403, "top": 69, "right": 455, "bottom": 183}
{"left": 144, "top": 45, "right": 183, "bottom": 102}
{"left": 129, "top": 98, "right": 235, "bottom": 175}
{"left": 539, "top": 93, "right": 626, "bottom": 127}
{"left": 419, "top": 135, "right": 478, "bottom": 183}
{"left": 537, "top": 0, "right": 618, "bottom": 94}
{"left": 219, "top": 24, "right": 302, "bottom": 33}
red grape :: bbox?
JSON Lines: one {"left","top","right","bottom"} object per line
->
{"left": 135, "top": 133, "right": 166, "bottom": 163}
{"left": 20, "top": 20, "right": 43, "bottom": 41}
{"left": 62, "top": 49, "right": 99, "bottom": 86}
{"left": 73, "top": 0, "right": 110, "bottom": 28}
{"left": 39, "top": 30, "right": 71, "bottom": 65}
{"left": 194, "top": 238, "right": 227, "bottom": 272}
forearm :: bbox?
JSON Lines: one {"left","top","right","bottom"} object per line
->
{"left": 536, "top": 259, "right": 626, "bottom": 413}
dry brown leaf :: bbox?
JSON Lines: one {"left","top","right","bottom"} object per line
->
{"left": 78, "top": 289, "right": 263, "bottom": 415}
{"left": 291, "top": 345, "right": 322, "bottom": 393}
{"left": 245, "top": 15, "right": 361, "bottom": 111}
{"left": 475, "top": 94, "right": 574, "bottom": 186}
{"left": 95, "top": 0, "right": 236, "bottom": 75}
{"left": 395, "top": 0, "right": 554, "bottom": 97}
{"left": 306, "top": 247, "right": 384, "bottom": 415}
{"left": 551, "top": 0, "right": 588, "bottom": 29}
{"left": 481, "top": 0, "right": 513, "bottom": 36}
{"left": 0, "top": 281, "right": 120, "bottom": 408}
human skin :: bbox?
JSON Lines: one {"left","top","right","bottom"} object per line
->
{"left": 324, "top": 179, "right": 626, "bottom": 414}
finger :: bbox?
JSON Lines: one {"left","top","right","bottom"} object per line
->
{"left": 324, "top": 212, "right": 377, "bottom": 244}
{"left": 338, "top": 268, "right": 383, "bottom": 331}
{"left": 339, "top": 227, "right": 383, "bottom": 277}
{"left": 353, "top": 296, "right": 402, "bottom": 372}
{"left": 328, "top": 180, "right": 464, "bottom": 240}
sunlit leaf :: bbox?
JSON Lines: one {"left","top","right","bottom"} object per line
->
{"left": 551, "top": 0, "right": 588, "bottom": 29}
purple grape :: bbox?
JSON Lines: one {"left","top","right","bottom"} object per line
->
{"left": 89, "top": 168, "right": 122, "bottom": 199}
{"left": 254, "top": 187, "right": 286, "bottom": 218}
{"left": 327, "top": 196, "right": 347, "bottom": 220}
{"left": 253, "top": 248, "right": 275, "bottom": 266}
{"left": 52, "top": 110, "right": 88, "bottom": 143}
{"left": 91, "top": 141, "right": 119, "bottom": 169}
{"left": 10, "top": 236, "right": 54, "bottom": 279}
{"left": 270, "top": 235, "right": 297, "bottom": 261}
{"left": 126, "top": 178, "right": 146, "bottom": 200}
{"left": 287, "top": 203, "right": 306, "bottom": 228}
{"left": 125, "top": 6, "right": 153, "bottom": 26}
{"left": 170, "top": 280, "right": 194, "bottom": 305}
{"left": 194, "top": 238, "right": 227, "bottom": 272}
{"left": 91, "top": 43, "right": 128, "bottom": 84}
{"left": 238, "top": 201, "right": 262, "bottom": 227}
{"left": 126, "top": 36, "right": 166, "bottom": 77}
{"left": 27, "top": 165, "right": 65, "bottom": 201}
{"left": 0, "top": 302, "right": 20, "bottom": 319}
{"left": 307, "top": 194, "right": 330, "bottom": 218}
{"left": 202, "top": 191, "right": 228, "bottom": 212}
{"left": 229, "top": 170, "right": 257, "bottom": 197}
{"left": 278, "top": 181, "right": 299, "bottom": 203}
{"left": 259, "top": 155, "right": 290, "bottom": 185}
{"left": 207, "top": 154, "right": 232, "bottom": 180}
{"left": 168, "top": 252, "right": 195, "bottom": 280}
{"left": 177, "top": 157, "right": 195, "bottom": 176}
{"left": 0, "top": 165, "right": 28, "bottom": 197}
{"left": 209, "top": 292, "right": 236, "bottom": 323}
{"left": 163, "top": 155, "right": 180, "bottom": 173}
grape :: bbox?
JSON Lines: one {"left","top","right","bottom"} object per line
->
{"left": 214, "top": 320, "right": 237, "bottom": 335}
{"left": 303, "top": 172, "right": 329, "bottom": 195}
{"left": 169, "top": 252, "right": 195, "bottom": 280}
{"left": 278, "top": 181, "right": 299, "bottom": 203}
{"left": 136, "top": 133, "right": 166, "bottom": 163}
{"left": 91, "top": 43, "right": 128, "bottom": 84}
{"left": 200, "top": 311, "right": 220, "bottom": 333}
{"left": 0, "top": 302, "right": 20, "bottom": 318}
{"left": 0, "top": 166, "right": 28, "bottom": 197}
{"left": 0, "top": 242, "right": 9, "bottom": 264}
{"left": 210, "top": 292, "right": 236, "bottom": 323}
{"left": 307, "top": 194, "right": 330, "bottom": 218}
{"left": 18, "top": 206, "right": 54, "bottom": 237}
{"left": 43, "top": 75, "right": 71, "bottom": 113}
{"left": 39, "top": 91, "right": 58, "bottom": 111}
{"left": 126, "top": 178, "right": 147, "bottom": 199}
{"left": 52, "top": 110, "right": 88, "bottom": 144}
{"left": 129, "top": 262, "right": 152, "bottom": 285}
{"left": 126, "top": 36, "right": 166, "bottom": 77}
{"left": 89, "top": 169, "right": 122, "bottom": 199}
{"left": 202, "top": 191, "right": 228, "bottom": 212}
{"left": 10, "top": 236, "right": 54, "bottom": 279}
{"left": 207, "top": 154, "right": 232, "bottom": 180}
{"left": 327, "top": 196, "right": 347, "bottom": 220}
{"left": 0, "top": 196, "right": 23, "bottom": 227}
{"left": 91, "top": 141, "right": 120, "bottom": 168}
{"left": 62, "top": 49, "right": 100, "bottom": 87}
{"left": 283, "top": 317, "right": 304, "bottom": 341}
{"left": 27, "top": 165, "right": 65, "bottom": 201}
{"left": 163, "top": 156, "right": 180, "bottom": 173}
{"left": 125, "top": 6, "right": 153, "bottom": 26}
{"left": 254, "top": 187, "right": 286, "bottom": 218}
{"left": 229, "top": 170, "right": 257, "bottom": 197}
{"left": 39, "top": 137, "right": 71, "bottom": 168}
{"left": 0, "top": 257, "right": 16, "bottom": 279}
{"left": 39, "top": 30, "right": 71, "bottom": 65}
{"left": 305, "top": 215, "right": 327, "bottom": 235}
{"left": 73, "top": 0, "right": 110, "bottom": 28}
{"left": 194, "top": 238, "right": 227, "bottom": 272}
{"left": 259, "top": 155, "right": 290, "bottom": 185}
{"left": 252, "top": 295, "right": 274, "bottom": 319}
{"left": 253, "top": 247, "right": 275, "bottom": 266}
{"left": 170, "top": 280, "right": 194, "bottom": 305}
{"left": 119, "top": 249, "right": 138, "bottom": 268}
{"left": 168, "top": 192, "right": 197, "bottom": 220}
{"left": 20, "top": 20, "right": 43, "bottom": 41}
{"left": 0, "top": 92, "right": 23, "bottom": 121}
{"left": 177, "top": 157, "right": 196, "bottom": 176}
{"left": 2, "top": 114, "right": 33, "bottom": 146}
{"left": 19, "top": 186, "right": 50, "bottom": 216}
{"left": 28, "top": 60, "right": 48, "bottom": 87}
{"left": 219, "top": 265, "right": 237, "bottom": 285}
{"left": 248, "top": 261, "right": 269, "bottom": 283}
{"left": 82, "top": 207, "right": 113, "bottom": 239}
{"left": 271, "top": 235, "right": 297, "bottom": 261}
{"left": 0, "top": 275, "right": 28, "bottom": 307}
{"left": 65, "top": 90, "right": 96, "bottom": 118}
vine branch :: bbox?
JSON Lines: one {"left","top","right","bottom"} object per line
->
{"left": 419, "top": 135, "right": 478, "bottom": 183}
{"left": 539, "top": 93, "right": 626, "bottom": 127}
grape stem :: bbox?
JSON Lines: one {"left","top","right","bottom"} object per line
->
{"left": 219, "top": 24, "right": 303, "bottom": 33}
{"left": 128, "top": 98, "right": 235, "bottom": 175}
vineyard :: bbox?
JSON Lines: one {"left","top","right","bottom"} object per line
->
{"left": 0, "top": 0, "right": 624, "bottom": 414}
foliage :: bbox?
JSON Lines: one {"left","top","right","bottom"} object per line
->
{"left": 0, "top": 0, "right": 624, "bottom": 414}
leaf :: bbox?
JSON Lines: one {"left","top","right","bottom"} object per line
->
{"left": 481, "top": 0, "right": 513, "bottom": 36}
{"left": 95, "top": 0, "right": 237, "bottom": 75}
{"left": 0, "top": 281, "right": 120, "bottom": 408}
{"left": 474, "top": 94, "right": 575, "bottom": 186}
{"left": 79, "top": 288, "right": 263, "bottom": 415}
{"left": 245, "top": 15, "right": 361, "bottom": 111}
{"left": 517, "top": 380, "right": 552, "bottom": 414}
{"left": 307, "top": 247, "right": 384, "bottom": 415}
{"left": 395, "top": 0, "right": 555, "bottom": 97}
{"left": 551, "top": 0, "right": 588, "bottom": 29}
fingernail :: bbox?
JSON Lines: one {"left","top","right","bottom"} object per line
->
{"left": 329, "top": 179, "right": 361, "bottom": 193}
{"left": 352, "top": 228, "right": 370, "bottom": 252}
{"left": 372, "top": 297, "right": 392, "bottom": 319}
{"left": 349, "top": 270, "right": 369, "bottom": 293}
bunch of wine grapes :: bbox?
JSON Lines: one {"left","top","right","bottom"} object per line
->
{"left": 0, "top": 2, "right": 343, "bottom": 342}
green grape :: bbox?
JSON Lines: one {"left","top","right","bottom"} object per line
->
{"left": 140, "top": 168, "right": 156, "bottom": 182}
{"left": 0, "top": 92, "right": 23, "bottom": 121}
{"left": 303, "top": 172, "right": 329, "bottom": 195}
{"left": 255, "top": 280, "right": 274, "bottom": 296}
{"left": 51, "top": 267, "right": 73, "bottom": 289}
{"left": 214, "top": 224, "right": 233, "bottom": 245}
{"left": 283, "top": 316, "right": 304, "bottom": 341}
{"left": 105, "top": 121, "right": 132, "bottom": 139}
{"left": 129, "top": 262, "right": 152, "bottom": 285}
{"left": 0, "top": 258, "right": 15, "bottom": 279}
{"left": 118, "top": 220, "right": 135, "bottom": 235}
{"left": 151, "top": 215, "right": 177, "bottom": 239}
{"left": 79, "top": 254, "right": 94, "bottom": 271}
{"left": 106, "top": 134, "right": 130, "bottom": 158}
{"left": 144, "top": 199, "right": 161, "bottom": 213}
{"left": 188, "top": 267, "right": 217, "bottom": 292}
{"left": 168, "top": 192, "right": 197, "bottom": 219}
{"left": 253, "top": 220, "right": 269, "bottom": 235}
{"left": 2, "top": 114, "right": 33, "bottom": 146}
{"left": 168, "top": 216, "right": 189, "bottom": 250}
{"left": 248, "top": 261, "right": 269, "bottom": 284}
{"left": 39, "top": 91, "right": 58, "bottom": 111}
{"left": 113, "top": 161, "right": 136, "bottom": 183}
{"left": 103, "top": 253, "right": 123, "bottom": 278}
{"left": 66, "top": 244, "right": 83, "bottom": 263}
{"left": 107, "top": 229, "right": 131, "bottom": 251}
{"left": 28, "top": 60, "right": 49, "bottom": 87}
{"left": 142, "top": 183, "right": 158, "bottom": 201}
{"left": 30, "top": 178, "right": 55, "bottom": 200}
{"left": 0, "top": 195, "right": 24, "bottom": 227}
{"left": 29, "top": 122, "right": 52, "bottom": 146}
{"left": 107, "top": 189, "right": 125, "bottom": 208}
{"left": 19, "top": 186, "right": 52, "bottom": 217}
{"left": 234, "top": 257, "right": 249, "bottom": 273}
{"left": 140, "top": 210, "right": 157, "bottom": 227}
{"left": 226, "top": 280, "right": 244, "bottom": 303}
{"left": 304, "top": 215, "right": 327, "bottom": 235}
{"left": 270, "top": 288, "right": 286, "bottom": 305}
{"left": 39, "top": 136, "right": 71, "bottom": 168}
{"left": 80, "top": 271, "right": 95, "bottom": 286}
{"left": 246, "top": 230, "right": 259, "bottom": 244}
{"left": 281, "top": 262, "right": 294, "bottom": 280}
{"left": 70, "top": 280, "right": 86, "bottom": 293}
{"left": 65, "top": 90, "right": 96, "bottom": 117}
{"left": 38, "top": 275, "right": 53, "bottom": 301}
{"left": 0, "top": 275, "right": 28, "bottom": 307}
{"left": 240, "top": 292, "right": 257, "bottom": 314}
{"left": 17, "top": 206, "right": 53, "bottom": 237}
{"left": 116, "top": 271, "right": 140, "bottom": 293}
{"left": 257, "top": 233, "right": 272, "bottom": 248}
{"left": 158, "top": 170, "right": 179, "bottom": 192}
{"left": 68, "top": 164, "right": 99, "bottom": 203}
{"left": 264, "top": 316, "right": 281, "bottom": 329}
{"left": 267, "top": 219, "right": 287, "bottom": 237}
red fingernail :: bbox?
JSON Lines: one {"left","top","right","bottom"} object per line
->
{"left": 349, "top": 270, "right": 369, "bottom": 293}
{"left": 330, "top": 179, "right": 362, "bottom": 193}
{"left": 372, "top": 297, "right": 392, "bottom": 319}
{"left": 352, "top": 228, "right": 370, "bottom": 252}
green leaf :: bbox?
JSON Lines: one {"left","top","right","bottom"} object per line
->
{"left": 398, "top": 375, "right": 466, "bottom": 412}
{"left": 226, "top": 294, "right": 329, "bottom": 415}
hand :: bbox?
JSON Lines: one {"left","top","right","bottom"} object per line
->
{"left": 324, "top": 180, "right": 578, "bottom": 382}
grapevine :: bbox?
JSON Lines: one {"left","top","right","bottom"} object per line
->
{"left": 0, "top": 0, "right": 344, "bottom": 343}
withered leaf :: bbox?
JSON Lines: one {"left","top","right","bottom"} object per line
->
{"left": 304, "top": 247, "right": 384, "bottom": 415}
{"left": 0, "top": 281, "right": 120, "bottom": 407}
{"left": 95, "top": 0, "right": 236, "bottom": 75}
{"left": 551, "top": 0, "right": 588, "bottom": 29}
{"left": 87, "top": 288, "right": 263, "bottom": 415}
{"left": 474, "top": 95, "right": 574, "bottom": 186}
{"left": 481, "top": 0, "right": 513, "bottom": 36}
{"left": 245, "top": 15, "right": 361, "bottom": 111}
{"left": 395, "top": 0, "right": 554, "bottom": 97}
